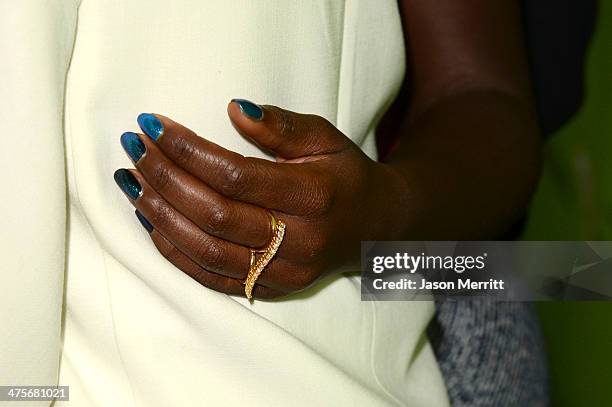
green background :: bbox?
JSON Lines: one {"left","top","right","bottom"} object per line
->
{"left": 523, "top": 1, "right": 612, "bottom": 405}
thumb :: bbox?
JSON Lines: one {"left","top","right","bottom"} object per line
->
{"left": 228, "top": 99, "right": 348, "bottom": 159}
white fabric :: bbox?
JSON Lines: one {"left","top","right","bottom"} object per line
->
{"left": 1, "top": 1, "right": 449, "bottom": 406}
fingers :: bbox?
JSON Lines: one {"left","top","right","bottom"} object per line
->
{"left": 143, "top": 216, "right": 283, "bottom": 299}
{"left": 136, "top": 113, "right": 328, "bottom": 215}
{"left": 228, "top": 99, "right": 349, "bottom": 159}
{"left": 121, "top": 131, "right": 273, "bottom": 248}
{"left": 115, "top": 169, "right": 309, "bottom": 292}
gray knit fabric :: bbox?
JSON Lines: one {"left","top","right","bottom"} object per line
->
{"left": 430, "top": 301, "right": 550, "bottom": 406}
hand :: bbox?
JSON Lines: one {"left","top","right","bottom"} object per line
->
{"left": 114, "top": 99, "right": 410, "bottom": 299}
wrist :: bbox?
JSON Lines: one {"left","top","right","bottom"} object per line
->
{"left": 368, "top": 161, "right": 420, "bottom": 241}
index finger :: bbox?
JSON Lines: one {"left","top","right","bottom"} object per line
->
{"left": 137, "top": 113, "right": 327, "bottom": 216}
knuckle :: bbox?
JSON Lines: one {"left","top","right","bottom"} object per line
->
{"left": 303, "top": 178, "right": 335, "bottom": 215}
{"left": 322, "top": 119, "right": 337, "bottom": 136}
{"left": 149, "top": 199, "right": 176, "bottom": 231}
{"left": 310, "top": 115, "right": 344, "bottom": 149}
{"left": 300, "top": 233, "right": 328, "bottom": 264}
{"left": 170, "top": 134, "right": 197, "bottom": 167}
{"left": 202, "top": 204, "right": 230, "bottom": 236}
{"left": 277, "top": 108, "right": 297, "bottom": 138}
{"left": 151, "top": 162, "right": 173, "bottom": 192}
{"left": 219, "top": 159, "right": 250, "bottom": 197}
{"left": 192, "top": 236, "right": 226, "bottom": 271}
{"left": 309, "top": 114, "right": 331, "bottom": 130}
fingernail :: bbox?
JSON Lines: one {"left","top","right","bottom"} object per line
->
{"left": 114, "top": 169, "right": 142, "bottom": 200}
{"left": 120, "top": 132, "right": 146, "bottom": 163}
{"left": 137, "top": 113, "right": 164, "bottom": 141}
{"left": 232, "top": 99, "right": 264, "bottom": 121}
{"left": 135, "top": 210, "right": 153, "bottom": 233}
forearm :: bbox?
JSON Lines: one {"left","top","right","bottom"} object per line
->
{"left": 384, "top": 88, "right": 542, "bottom": 240}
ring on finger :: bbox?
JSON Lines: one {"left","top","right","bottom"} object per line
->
{"left": 244, "top": 212, "right": 286, "bottom": 300}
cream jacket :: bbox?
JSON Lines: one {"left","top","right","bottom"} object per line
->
{"left": 0, "top": 1, "right": 448, "bottom": 406}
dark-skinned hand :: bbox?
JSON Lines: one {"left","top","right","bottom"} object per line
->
{"left": 115, "top": 100, "right": 410, "bottom": 299}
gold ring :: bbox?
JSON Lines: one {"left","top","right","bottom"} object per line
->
{"left": 249, "top": 249, "right": 257, "bottom": 269}
{"left": 268, "top": 211, "right": 277, "bottom": 232}
{"left": 244, "top": 212, "right": 286, "bottom": 300}
{"left": 252, "top": 211, "right": 278, "bottom": 252}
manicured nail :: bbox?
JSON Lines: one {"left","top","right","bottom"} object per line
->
{"left": 135, "top": 210, "right": 153, "bottom": 233}
{"left": 114, "top": 169, "right": 142, "bottom": 200}
{"left": 232, "top": 99, "right": 264, "bottom": 121}
{"left": 120, "top": 132, "right": 146, "bottom": 163}
{"left": 137, "top": 113, "right": 164, "bottom": 141}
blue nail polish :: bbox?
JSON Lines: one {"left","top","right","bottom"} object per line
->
{"left": 120, "top": 132, "right": 146, "bottom": 163}
{"left": 114, "top": 169, "right": 142, "bottom": 200}
{"left": 137, "top": 113, "right": 164, "bottom": 141}
{"left": 232, "top": 99, "right": 264, "bottom": 121}
{"left": 135, "top": 210, "right": 153, "bottom": 233}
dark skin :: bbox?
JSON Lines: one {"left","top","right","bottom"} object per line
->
{"left": 116, "top": 0, "right": 541, "bottom": 298}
